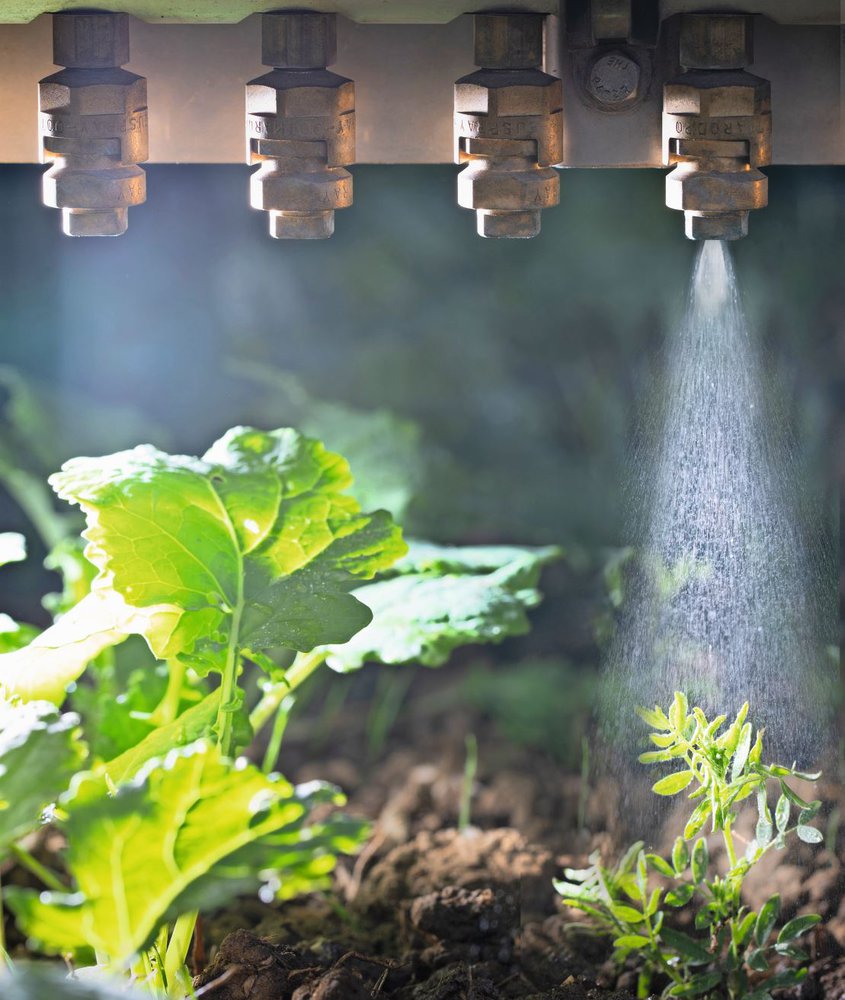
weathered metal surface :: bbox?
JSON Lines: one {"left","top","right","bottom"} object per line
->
{"left": 0, "top": 0, "right": 839, "bottom": 25}
{"left": 663, "top": 13, "right": 771, "bottom": 240}
{"left": 0, "top": 13, "right": 840, "bottom": 165}
{"left": 39, "top": 12, "right": 148, "bottom": 236}
{"left": 0, "top": 1, "right": 556, "bottom": 25}
{"left": 247, "top": 12, "right": 354, "bottom": 238}
{"left": 454, "top": 13, "right": 562, "bottom": 238}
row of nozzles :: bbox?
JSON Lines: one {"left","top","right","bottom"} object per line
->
{"left": 37, "top": 9, "right": 771, "bottom": 241}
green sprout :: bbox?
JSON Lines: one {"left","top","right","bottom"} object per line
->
{"left": 556, "top": 693, "right": 823, "bottom": 1000}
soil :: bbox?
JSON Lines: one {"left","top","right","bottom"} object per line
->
{"left": 192, "top": 665, "right": 845, "bottom": 1000}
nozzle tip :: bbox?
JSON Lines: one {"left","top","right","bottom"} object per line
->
{"left": 477, "top": 210, "right": 541, "bottom": 239}
{"left": 62, "top": 207, "right": 128, "bottom": 237}
{"left": 685, "top": 211, "right": 748, "bottom": 241}
{"left": 269, "top": 210, "right": 335, "bottom": 239}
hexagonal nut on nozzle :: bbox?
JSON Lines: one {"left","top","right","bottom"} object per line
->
{"left": 250, "top": 166, "right": 352, "bottom": 217}
{"left": 586, "top": 50, "right": 641, "bottom": 109}
{"left": 458, "top": 163, "right": 558, "bottom": 215}
{"left": 262, "top": 12, "right": 337, "bottom": 69}
{"left": 53, "top": 12, "right": 130, "bottom": 69}
{"left": 41, "top": 71, "right": 147, "bottom": 120}
{"left": 665, "top": 164, "right": 767, "bottom": 216}
{"left": 43, "top": 163, "right": 146, "bottom": 213}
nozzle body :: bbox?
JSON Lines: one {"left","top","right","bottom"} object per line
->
{"left": 454, "top": 14, "right": 563, "bottom": 239}
{"left": 247, "top": 12, "right": 354, "bottom": 240}
{"left": 39, "top": 12, "right": 148, "bottom": 237}
{"left": 663, "top": 14, "right": 770, "bottom": 241}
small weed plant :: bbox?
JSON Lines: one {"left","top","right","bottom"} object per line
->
{"left": 556, "top": 693, "right": 824, "bottom": 1000}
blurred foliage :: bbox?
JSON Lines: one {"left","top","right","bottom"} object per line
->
{"left": 462, "top": 657, "right": 596, "bottom": 766}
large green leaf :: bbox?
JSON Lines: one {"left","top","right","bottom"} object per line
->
{"left": 2, "top": 965, "right": 148, "bottom": 1000}
{"left": 230, "top": 362, "right": 425, "bottom": 521}
{"left": 322, "top": 542, "right": 561, "bottom": 671}
{"left": 37, "top": 427, "right": 404, "bottom": 680}
{"left": 0, "top": 589, "right": 133, "bottom": 703}
{"left": 6, "top": 740, "right": 350, "bottom": 965}
{"left": 102, "top": 689, "right": 251, "bottom": 785}
{"left": 0, "top": 699, "right": 85, "bottom": 852}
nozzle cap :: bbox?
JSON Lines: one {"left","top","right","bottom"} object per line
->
{"left": 62, "top": 207, "right": 129, "bottom": 237}
{"left": 269, "top": 210, "right": 335, "bottom": 239}
{"left": 685, "top": 211, "right": 749, "bottom": 241}
{"left": 477, "top": 209, "right": 541, "bottom": 238}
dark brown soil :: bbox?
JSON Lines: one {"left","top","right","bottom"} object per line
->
{"left": 193, "top": 667, "right": 845, "bottom": 1000}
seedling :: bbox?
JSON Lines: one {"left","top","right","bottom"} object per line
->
{"left": 556, "top": 693, "right": 823, "bottom": 1000}
{"left": 0, "top": 426, "right": 558, "bottom": 996}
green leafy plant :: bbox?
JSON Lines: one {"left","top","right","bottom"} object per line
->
{"left": 556, "top": 693, "right": 823, "bottom": 1000}
{"left": 0, "top": 425, "right": 558, "bottom": 995}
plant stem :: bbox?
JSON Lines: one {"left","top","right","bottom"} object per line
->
{"left": 458, "top": 733, "right": 478, "bottom": 832}
{"left": 8, "top": 844, "right": 65, "bottom": 892}
{"left": 249, "top": 650, "right": 327, "bottom": 733}
{"left": 261, "top": 694, "right": 295, "bottom": 773}
{"left": 150, "top": 659, "right": 187, "bottom": 727}
{"left": 164, "top": 910, "right": 198, "bottom": 997}
{"left": 215, "top": 608, "right": 244, "bottom": 759}
{"left": 285, "top": 649, "right": 329, "bottom": 691}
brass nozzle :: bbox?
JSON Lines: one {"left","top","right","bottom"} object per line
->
{"left": 246, "top": 12, "right": 354, "bottom": 240}
{"left": 39, "top": 12, "right": 148, "bottom": 237}
{"left": 454, "top": 13, "right": 563, "bottom": 239}
{"left": 663, "top": 13, "right": 771, "bottom": 241}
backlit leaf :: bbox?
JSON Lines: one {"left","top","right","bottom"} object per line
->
{"left": 754, "top": 894, "right": 780, "bottom": 946}
{"left": 775, "top": 793, "right": 790, "bottom": 833}
{"left": 613, "top": 934, "right": 650, "bottom": 950}
{"left": 777, "top": 914, "right": 821, "bottom": 943}
{"left": 797, "top": 825, "right": 823, "bottom": 844}
{"left": 691, "top": 839, "right": 709, "bottom": 884}
{"left": 49, "top": 428, "right": 406, "bottom": 675}
{"left": 652, "top": 771, "right": 694, "bottom": 796}
{"left": 637, "top": 705, "right": 670, "bottom": 730}
{"left": 731, "top": 722, "right": 753, "bottom": 779}
{"left": 672, "top": 836, "right": 689, "bottom": 873}
{"left": 684, "top": 799, "right": 712, "bottom": 840}
{"left": 6, "top": 741, "right": 349, "bottom": 966}
{"left": 321, "top": 542, "right": 560, "bottom": 672}
{"left": 646, "top": 854, "right": 675, "bottom": 878}
{"left": 0, "top": 699, "right": 85, "bottom": 852}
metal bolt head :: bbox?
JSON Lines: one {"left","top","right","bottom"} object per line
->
{"left": 474, "top": 14, "right": 544, "bottom": 70}
{"left": 53, "top": 12, "right": 130, "bottom": 69}
{"left": 262, "top": 12, "right": 337, "bottom": 69}
{"left": 586, "top": 50, "right": 640, "bottom": 108}
{"left": 679, "top": 14, "right": 753, "bottom": 71}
